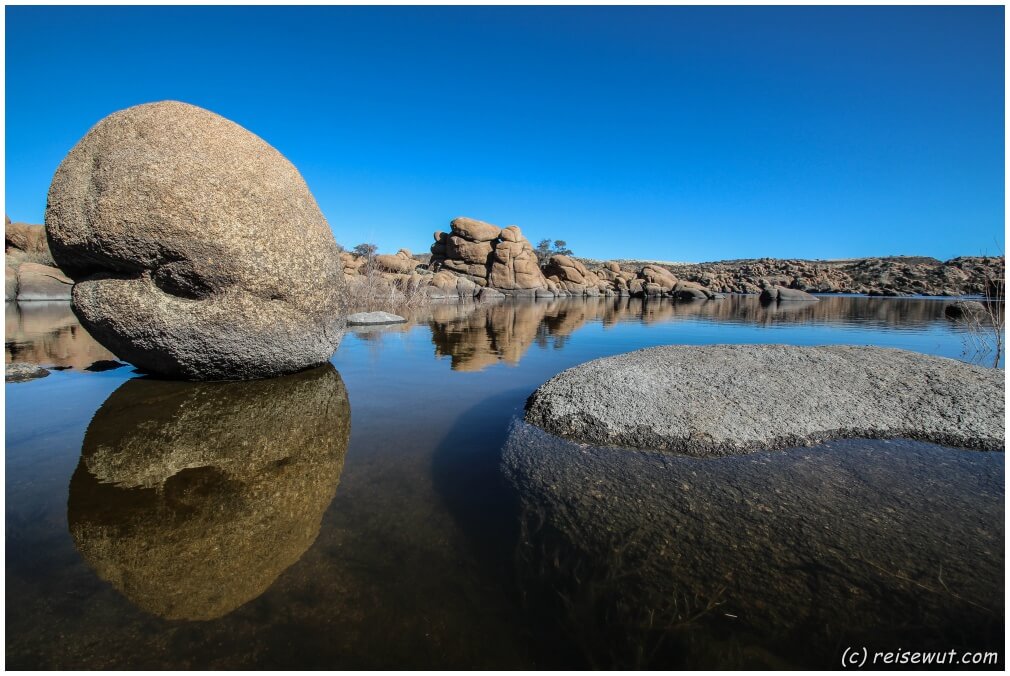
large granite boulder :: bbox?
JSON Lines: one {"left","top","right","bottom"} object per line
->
{"left": 450, "top": 216, "right": 501, "bottom": 242}
{"left": 45, "top": 101, "right": 345, "bottom": 380}
{"left": 68, "top": 365, "right": 350, "bottom": 620}
{"left": 447, "top": 236, "right": 494, "bottom": 265}
{"left": 639, "top": 264, "right": 678, "bottom": 292}
{"left": 525, "top": 344, "right": 1004, "bottom": 455}
{"left": 489, "top": 226, "right": 547, "bottom": 291}
{"left": 374, "top": 250, "right": 418, "bottom": 274}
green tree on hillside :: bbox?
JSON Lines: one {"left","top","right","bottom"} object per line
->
{"left": 352, "top": 243, "right": 378, "bottom": 260}
{"left": 534, "top": 239, "right": 574, "bottom": 264}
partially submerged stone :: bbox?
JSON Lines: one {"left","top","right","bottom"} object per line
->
{"left": 525, "top": 344, "right": 1004, "bottom": 455}
{"left": 503, "top": 421, "right": 1004, "bottom": 668}
{"left": 944, "top": 300, "right": 988, "bottom": 320}
{"left": 45, "top": 101, "right": 345, "bottom": 380}
{"left": 5, "top": 362, "right": 50, "bottom": 382}
{"left": 346, "top": 311, "right": 407, "bottom": 325}
{"left": 760, "top": 285, "right": 819, "bottom": 302}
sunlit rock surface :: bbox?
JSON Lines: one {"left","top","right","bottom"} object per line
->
{"left": 68, "top": 365, "right": 351, "bottom": 620}
{"left": 526, "top": 344, "right": 1004, "bottom": 454}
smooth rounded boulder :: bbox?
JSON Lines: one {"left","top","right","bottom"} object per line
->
{"left": 45, "top": 101, "right": 345, "bottom": 380}
{"left": 525, "top": 344, "right": 1004, "bottom": 455}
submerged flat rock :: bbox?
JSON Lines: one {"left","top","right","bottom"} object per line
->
{"left": 502, "top": 420, "right": 1004, "bottom": 668}
{"left": 524, "top": 344, "right": 1004, "bottom": 455}
{"left": 346, "top": 311, "right": 407, "bottom": 325}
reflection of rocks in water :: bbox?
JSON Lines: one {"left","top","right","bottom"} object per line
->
{"left": 502, "top": 421, "right": 1004, "bottom": 669}
{"left": 6, "top": 301, "right": 116, "bottom": 369}
{"left": 428, "top": 299, "right": 616, "bottom": 371}
{"left": 632, "top": 294, "right": 956, "bottom": 328}
{"left": 68, "top": 365, "right": 351, "bottom": 621}
{"left": 426, "top": 296, "right": 961, "bottom": 372}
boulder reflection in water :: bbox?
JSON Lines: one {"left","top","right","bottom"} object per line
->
{"left": 67, "top": 364, "right": 351, "bottom": 621}
{"left": 423, "top": 296, "right": 959, "bottom": 373}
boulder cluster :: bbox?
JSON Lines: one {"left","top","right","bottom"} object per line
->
{"left": 431, "top": 217, "right": 550, "bottom": 296}
{"left": 673, "top": 256, "right": 1003, "bottom": 297}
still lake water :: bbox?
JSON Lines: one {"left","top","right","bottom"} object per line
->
{"left": 5, "top": 296, "right": 1005, "bottom": 669}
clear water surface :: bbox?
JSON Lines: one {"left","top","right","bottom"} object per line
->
{"left": 5, "top": 296, "right": 1004, "bottom": 669}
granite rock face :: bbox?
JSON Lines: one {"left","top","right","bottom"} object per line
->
{"left": 14, "top": 263, "right": 73, "bottom": 301}
{"left": 488, "top": 226, "right": 546, "bottom": 291}
{"left": 5, "top": 220, "right": 53, "bottom": 262}
{"left": 671, "top": 255, "right": 1004, "bottom": 297}
{"left": 374, "top": 249, "right": 419, "bottom": 274}
{"left": 45, "top": 101, "right": 345, "bottom": 380}
{"left": 429, "top": 217, "right": 547, "bottom": 292}
{"left": 68, "top": 365, "right": 350, "bottom": 621}
{"left": 525, "top": 344, "right": 1004, "bottom": 455}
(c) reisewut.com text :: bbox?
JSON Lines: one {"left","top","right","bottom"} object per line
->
{"left": 842, "top": 647, "right": 1000, "bottom": 668}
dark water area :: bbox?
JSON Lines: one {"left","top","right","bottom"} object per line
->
{"left": 5, "top": 296, "right": 1005, "bottom": 669}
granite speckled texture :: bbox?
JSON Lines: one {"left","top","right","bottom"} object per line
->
{"left": 45, "top": 101, "right": 345, "bottom": 380}
{"left": 525, "top": 344, "right": 1004, "bottom": 455}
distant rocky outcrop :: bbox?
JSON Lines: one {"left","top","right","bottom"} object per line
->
{"left": 44, "top": 100, "right": 346, "bottom": 380}
{"left": 426, "top": 219, "right": 725, "bottom": 300}
{"left": 542, "top": 255, "right": 607, "bottom": 296}
{"left": 375, "top": 248, "right": 420, "bottom": 274}
{"left": 13, "top": 262, "right": 73, "bottom": 301}
{"left": 670, "top": 256, "right": 1004, "bottom": 297}
{"left": 431, "top": 217, "right": 550, "bottom": 296}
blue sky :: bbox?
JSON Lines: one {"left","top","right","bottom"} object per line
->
{"left": 5, "top": 6, "right": 1004, "bottom": 262}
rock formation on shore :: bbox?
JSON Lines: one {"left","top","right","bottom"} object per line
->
{"left": 430, "top": 217, "right": 550, "bottom": 296}
{"left": 670, "top": 255, "right": 1003, "bottom": 297}
{"left": 68, "top": 364, "right": 350, "bottom": 620}
{"left": 5, "top": 216, "right": 71, "bottom": 301}
{"left": 525, "top": 344, "right": 1004, "bottom": 455}
{"left": 44, "top": 101, "right": 346, "bottom": 380}
{"left": 759, "top": 285, "right": 819, "bottom": 302}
